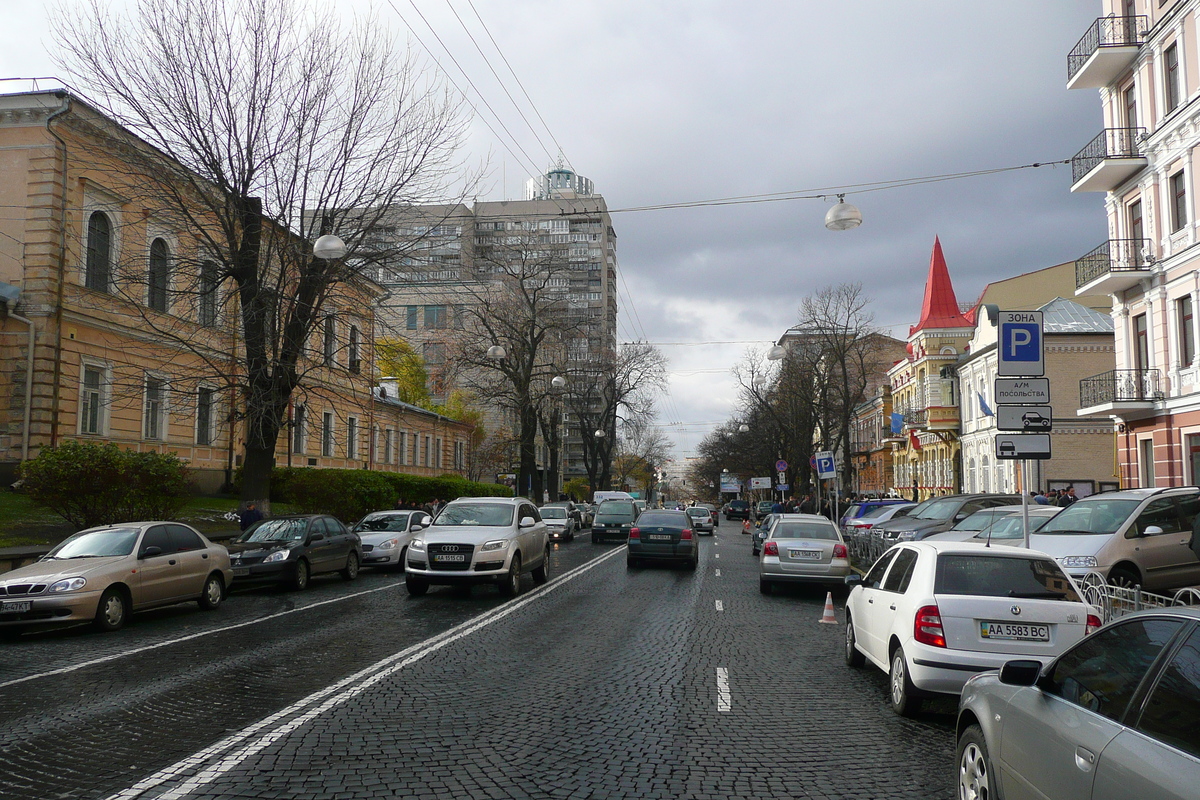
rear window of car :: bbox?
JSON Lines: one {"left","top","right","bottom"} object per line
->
{"left": 638, "top": 512, "right": 685, "bottom": 526}
{"left": 729, "top": 501, "right": 749, "bottom": 509}
{"left": 771, "top": 522, "right": 838, "bottom": 540}
{"left": 540, "top": 508, "right": 567, "bottom": 519}
{"left": 934, "top": 554, "right": 1081, "bottom": 602}
{"left": 685, "top": 507, "right": 709, "bottom": 517}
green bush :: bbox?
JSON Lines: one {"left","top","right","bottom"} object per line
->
{"left": 20, "top": 442, "right": 192, "bottom": 529}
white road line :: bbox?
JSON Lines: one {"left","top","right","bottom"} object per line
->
{"left": 714, "top": 553, "right": 719, "bottom": 559}
{"left": 715, "top": 568, "right": 721, "bottom": 577}
{"left": 0, "top": 581, "right": 406, "bottom": 690}
{"left": 715, "top": 600, "right": 724, "bottom": 612}
{"left": 716, "top": 667, "right": 731, "bottom": 712}
{"left": 106, "top": 546, "right": 627, "bottom": 800}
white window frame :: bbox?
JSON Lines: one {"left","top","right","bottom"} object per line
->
{"left": 143, "top": 372, "right": 170, "bottom": 441}
{"left": 1138, "top": 436, "right": 1156, "bottom": 487}
{"left": 81, "top": 187, "right": 123, "bottom": 292}
{"left": 79, "top": 359, "right": 111, "bottom": 436}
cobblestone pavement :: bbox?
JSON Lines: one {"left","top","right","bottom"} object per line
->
{"left": 1, "top": 528, "right": 958, "bottom": 799}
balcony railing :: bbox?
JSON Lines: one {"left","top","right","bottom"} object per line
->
{"left": 1067, "top": 15, "right": 1147, "bottom": 84}
{"left": 1071, "top": 128, "right": 1146, "bottom": 186}
{"left": 902, "top": 408, "right": 927, "bottom": 428}
{"left": 1075, "top": 238, "right": 1152, "bottom": 290}
{"left": 1080, "top": 369, "right": 1162, "bottom": 408}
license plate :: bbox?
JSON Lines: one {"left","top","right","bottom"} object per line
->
{"left": 980, "top": 622, "right": 1050, "bottom": 641}
{"left": 232, "top": 567, "right": 250, "bottom": 577}
{"left": 648, "top": 534, "right": 672, "bottom": 541}
{"left": 434, "top": 554, "right": 466, "bottom": 562}
{"left": 1, "top": 600, "right": 31, "bottom": 613}
{"left": 789, "top": 549, "right": 822, "bottom": 560}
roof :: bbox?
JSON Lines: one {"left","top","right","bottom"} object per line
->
{"left": 911, "top": 237, "right": 973, "bottom": 334}
{"left": 1038, "top": 297, "right": 1114, "bottom": 334}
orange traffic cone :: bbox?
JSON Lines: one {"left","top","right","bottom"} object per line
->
{"left": 819, "top": 592, "right": 838, "bottom": 624}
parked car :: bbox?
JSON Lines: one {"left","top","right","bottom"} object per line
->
{"left": 542, "top": 500, "right": 584, "bottom": 529}
{"left": 1029, "top": 486, "right": 1200, "bottom": 591}
{"left": 751, "top": 514, "right": 777, "bottom": 557}
{"left": 956, "top": 607, "right": 1200, "bottom": 800}
{"left": 755, "top": 500, "right": 775, "bottom": 518}
{"left": 923, "top": 504, "right": 1028, "bottom": 543}
{"left": 844, "top": 503, "right": 916, "bottom": 534}
{"left": 845, "top": 540, "right": 1099, "bottom": 716}
{"left": 0, "top": 522, "right": 233, "bottom": 633}
{"left": 726, "top": 500, "right": 750, "bottom": 521}
{"left": 871, "top": 494, "right": 1021, "bottom": 542}
{"left": 700, "top": 503, "right": 720, "bottom": 527}
{"left": 592, "top": 499, "right": 639, "bottom": 543}
{"left": 228, "top": 515, "right": 362, "bottom": 590}
{"left": 539, "top": 505, "right": 576, "bottom": 542}
{"left": 931, "top": 506, "right": 1062, "bottom": 545}
{"left": 633, "top": 500, "right": 648, "bottom": 518}
{"left": 405, "top": 497, "right": 549, "bottom": 597}
{"left": 627, "top": 509, "right": 698, "bottom": 570}
{"left": 575, "top": 503, "right": 595, "bottom": 527}
{"left": 759, "top": 514, "right": 850, "bottom": 594}
{"left": 839, "top": 498, "right": 913, "bottom": 529}
{"left": 684, "top": 506, "right": 715, "bottom": 535}
{"left": 351, "top": 510, "right": 431, "bottom": 569}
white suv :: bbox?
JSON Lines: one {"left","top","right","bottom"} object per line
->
{"left": 404, "top": 497, "right": 550, "bottom": 597}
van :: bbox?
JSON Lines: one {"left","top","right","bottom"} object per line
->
{"left": 592, "top": 490, "right": 634, "bottom": 505}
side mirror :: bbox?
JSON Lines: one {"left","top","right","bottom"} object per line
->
{"left": 955, "top": 512, "right": 969, "bottom": 522}
{"left": 140, "top": 545, "right": 163, "bottom": 559}
{"left": 308, "top": 532, "right": 325, "bottom": 543}
{"left": 1142, "top": 525, "right": 1164, "bottom": 536}
{"left": 998, "top": 660, "right": 1042, "bottom": 687}
{"left": 412, "top": 520, "right": 429, "bottom": 530}
{"left": 519, "top": 516, "right": 537, "bottom": 528}
{"left": 844, "top": 573, "right": 862, "bottom": 587}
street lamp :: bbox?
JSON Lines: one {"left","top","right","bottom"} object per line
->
{"left": 594, "top": 429, "right": 606, "bottom": 438}
{"left": 738, "top": 424, "right": 749, "bottom": 433}
{"left": 824, "top": 194, "right": 863, "bottom": 231}
{"left": 767, "top": 344, "right": 786, "bottom": 361}
{"left": 551, "top": 375, "right": 567, "bottom": 389}
{"left": 313, "top": 234, "right": 348, "bottom": 260}
{"left": 486, "top": 344, "right": 506, "bottom": 360}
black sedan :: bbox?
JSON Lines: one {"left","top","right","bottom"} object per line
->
{"left": 626, "top": 510, "right": 698, "bottom": 570}
{"left": 226, "top": 515, "right": 362, "bottom": 590}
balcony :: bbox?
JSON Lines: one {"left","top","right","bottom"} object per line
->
{"left": 1075, "top": 239, "right": 1152, "bottom": 295}
{"left": 1071, "top": 128, "right": 1148, "bottom": 192}
{"left": 1067, "top": 15, "right": 1147, "bottom": 90}
{"left": 902, "top": 408, "right": 927, "bottom": 428}
{"left": 1078, "top": 369, "right": 1162, "bottom": 417}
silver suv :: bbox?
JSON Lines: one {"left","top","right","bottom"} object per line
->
{"left": 1029, "top": 487, "right": 1200, "bottom": 591}
{"left": 404, "top": 497, "right": 550, "bottom": 597}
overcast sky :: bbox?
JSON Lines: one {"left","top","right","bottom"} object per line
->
{"left": 1, "top": 0, "right": 1106, "bottom": 461}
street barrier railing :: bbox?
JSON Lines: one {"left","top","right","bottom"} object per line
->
{"left": 1078, "top": 570, "right": 1200, "bottom": 624}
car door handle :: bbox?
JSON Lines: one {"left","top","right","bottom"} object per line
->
{"left": 1074, "top": 746, "right": 1095, "bottom": 772}
{"left": 889, "top": 604, "right": 896, "bottom": 610}
{"left": 168, "top": 559, "right": 177, "bottom": 565}
{"left": 202, "top": 553, "right": 209, "bottom": 559}
{"left": 868, "top": 598, "right": 874, "bottom": 604}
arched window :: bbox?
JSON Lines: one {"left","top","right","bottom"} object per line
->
{"left": 85, "top": 211, "right": 111, "bottom": 292}
{"left": 967, "top": 457, "right": 977, "bottom": 492}
{"left": 148, "top": 238, "right": 170, "bottom": 312}
{"left": 981, "top": 455, "right": 991, "bottom": 493}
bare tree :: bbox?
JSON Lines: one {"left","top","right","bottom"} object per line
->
{"left": 611, "top": 416, "right": 672, "bottom": 497}
{"left": 53, "top": 0, "right": 469, "bottom": 506}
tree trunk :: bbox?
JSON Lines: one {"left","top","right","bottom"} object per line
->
{"left": 518, "top": 403, "right": 540, "bottom": 500}
{"left": 240, "top": 442, "right": 275, "bottom": 515}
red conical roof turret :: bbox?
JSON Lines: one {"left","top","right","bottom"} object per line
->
{"left": 910, "top": 237, "right": 972, "bottom": 334}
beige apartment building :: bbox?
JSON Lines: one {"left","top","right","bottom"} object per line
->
{"left": 0, "top": 89, "right": 472, "bottom": 491}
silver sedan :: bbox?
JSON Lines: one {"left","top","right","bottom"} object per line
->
{"left": 758, "top": 514, "right": 851, "bottom": 594}
{"left": 351, "top": 510, "right": 432, "bottom": 569}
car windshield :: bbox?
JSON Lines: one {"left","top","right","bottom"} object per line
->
{"left": 638, "top": 512, "right": 685, "bottom": 526}
{"left": 935, "top": 554, "right": 1081, "bottom": 602}
{"left": 435, "top": 503, "right": 515, "bottom": 527}
{"left": 240, "top": 518, "right": 309, "bottom": 542}
{"left": 597, "top": 501, "right": 636, "bottom": 519}
{"left": 48, "top": 527, "right": 140, "bottom": 559}
{"left": 910, "top": 498, "right": 962, "bottom": 520}
{"left": 1036, "top": 498, "right": 1141, "bottom": 535}
{"left": 540, "top": 508, "right": 567, "bottom": 519}
{"left": 974, "top": 514, "right": 1056, "bottom": 540}
{"left": 355, "top": 513, "right": 410, "bottom": 532}
{"left": 955, "top": 510, "right": 1014, "bottom": 532}
{"left": 772, "top": 522, "right": 838, "bottom": 540}
{"left": 862, "top": 504, "right": 903, "bottom": 519}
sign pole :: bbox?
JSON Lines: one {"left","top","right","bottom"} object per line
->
{"left": 1021, "top": 460, "right": 1031, "bottom": 549}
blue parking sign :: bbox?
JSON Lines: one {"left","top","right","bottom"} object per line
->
{"left": 997, "top": 311, "right": 1044, "bottom": 377}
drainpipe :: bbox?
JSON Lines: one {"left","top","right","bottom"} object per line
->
{"left": 0, "top": 309, "right": 36, "bottom": 462}
{"left": 45, "top": 90, "right": 72, "bottom": 447}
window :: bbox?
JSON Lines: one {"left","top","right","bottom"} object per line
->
{"left": 148, "top": 238, "right": 170, "bottom": 312}
{"left": 384, "top": 429, "right": 395, "bottom": 464}
{"left": 80, "top": 364, "right": 106, "bottom": 435}
{"left": 882, "top": 548, "right": 918, "bottom": 593}
{"left": 1135, "top": 313, "right": 1150, "bottom": 370}
{"left": 323, "top": 316, "right": 336, "bottom": 366}
{"left": 406, "top": 306, "right": 418, "bottom": 330}
{"left": 1165, "top": 43, "right": 1181, "bottom": 113}
{"left": 424, "top": 305, "right": 446, "bottom": 329}
{"left": 1140, "top": 437, "right": 1156, "bottom": 487}
{"left": 1129, "top": 200, "right": 1144, "bottom": 262}
{"left": 85, "top": 211, "right": 112, "bottom": 293}
{"left": 1137, "top": 627, "right": 1200, "bottom": 758}
{"left": 349, "top": 325, "right": 360, "bottom": 373}
{"left": 424, "top": 435, "right": 431, "bottom": 466}
{"left": 1134, "top": 497, "right": 1185, "bottom": 535}
{"left": 140, "top": 526, "right": 175, "bottom": 557}
{"left": 196, "top": 386, "right": 215, "bottom": 446}
{"left": 1171, "top": 171, "right": 1188, "bottom": 232}
{"left": 199, "top": 260, "right": 219, "bottom": 326}
{"left": 453, "top": 305, "right": 465, "bottom": 329}
{"left": 423, "top": 342, "right": 445, "bottom": 365}
{"left": 322, "top": 412, "right": 334, "bottom": 458}
{"left": 144, "top": 375, "right": 167, "bottom": 441}
{"left": 1179, "top": 296, "right": 1195, "bottom": 366}
{"left": 168, "top": 525, "right": 204, "bottom": 552}
{"left": 435, "top": 437, "right": 442, "bottom": 469}
{"left": 293, "top": 404, "right": 306, "bottom": 454}
{"left": 864, "top": 549, "right": 897, "bottom": 589}
{"left": 398, "top": 431, "right": 408, "bottom": 466}
{"left": 1124, "top": 83, "right": 1138, "bottom": 128}
{"left": 347, "top": 416, "right": 358, "bottom": 460}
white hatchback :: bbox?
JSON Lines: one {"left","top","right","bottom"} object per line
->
{"left": 844, "top": 541, "right": 1099, "bottom": 716}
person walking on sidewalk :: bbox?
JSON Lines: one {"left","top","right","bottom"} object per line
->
{"left": 238, "top": 502, "right": 263, "bottom": 531}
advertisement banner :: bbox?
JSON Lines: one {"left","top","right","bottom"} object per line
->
{"left": 719, "top": 474, "right": 741, "bottom": 493}
{"left": 749, "top": 477, "right": 771, "bottom": 490}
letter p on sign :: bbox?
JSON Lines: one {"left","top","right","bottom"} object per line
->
{"left": 997, "top": 311, "right": 1044, "bottom": 377}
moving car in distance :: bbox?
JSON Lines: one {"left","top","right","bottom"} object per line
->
{"left": 845, "top": 540, "right": 1099, "bottom": 716}
{"left": 227, "top": 515, "right": 362, "bottom": 591}
{"left": 700, "top": 503, "right": 720, "bottom": 527}
{"left": 626, "top": 509, "right": 698, "bottom": 570}
{"left": 957, "top": 607, "right": 1200, "bottom": 800}
{"left": 405, "top": 497, "right": 549, "bottom": 597}
{"left": 684, "top": 506, "right": 715, "bottom": 535}
{"left": 351, "top": 509, "right": 431, "bottom": 569}
{"left": 725, "top": 500, "right": 750, "bottom": 521}
{"left": 758, "top": 514, "right": 850, "bottom": 594}
{"left": 755, "top": 500, "right": 775, "bottom": 518}
{"left": 592, "top": 498, "right": 638, "bottom": 543}
{"left": 0, "top": 522, "right": 232, "bottom": 634}
{"left": 539, "top": 505, "right": 576, "bottom": 542}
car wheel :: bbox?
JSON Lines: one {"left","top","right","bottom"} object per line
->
{"left": 687, "top": 551, "right": 698, "bottom": 571}
{"left": 957, "top": 724, "right": 997, "bottom": 800}
{"left": 290, "top": 559, "right": 310, "bottom": 591}
{"left": 890, "top": 646, "right": 922, "bottom": 716}
{"left": 198, "top": 573, "right": 225, "bottom": 610}
{"left": 340, "top": 551, "right": 360, "bottom": 581}
{"left": 845, "top": 617, "right": 865, "bottom": 668}
{"left": 405, "top": 575, "right": 429, "bottom": 596}
{"left": 396, "top": 546, "right": 408, "bottom": 572}
{"left": 759, "top": 578, "right": 772, "bottom": 595}
{"left": 1108, "top": 566, "right": 1141, "bottom": 589}
{"left": 93, "top": 587, "right": 130, "bottom": 632}
{"left": 499, "top": 554, "right": 522, "bottom": 597}
{"left": 532, "top": 547, "right": 550, "bottom": 584}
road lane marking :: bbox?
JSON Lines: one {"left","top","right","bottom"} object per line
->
{"left": 714, "top": 553, "right": 719, "bottom": 559}
{"left": 716, "top": 667, "right": 731, "bottom": 712}
{"left": 715, "top": 568, "right": 721, "bottom": 577}
{"left": 715, "top": 600, "right": 724, "bottom": 611}
{"left": 105, "top": 545, "right": 627, "bottom": 800}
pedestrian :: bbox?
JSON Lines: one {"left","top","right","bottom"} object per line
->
{"left": 238, "top": 502, "right": 263, "bottom": 531}
{"left": 1058, "top": 487, "right": 1077, "bottom": 507}
{"left": 771, "top": 498, "right": 784, "bottom": 514}
{"left": 799, "top": 494, "right": 814, "bottom": 514}
{"left": 1033, "top": 490, "right": 1048, "bottom": 505}
{"left": 396, "top": 495, "right": 406, "bottom": 510}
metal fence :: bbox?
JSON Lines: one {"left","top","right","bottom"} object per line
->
{"left": 1077, "top": 572, "right": 1200, "bottom": 624}
{"left": 845, "top": 529, "right": 894, "bottom": 569}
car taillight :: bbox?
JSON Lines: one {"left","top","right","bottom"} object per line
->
{"left": 859, "top": 522, "right": 874, "bottom": 530}
{"left": 763, "top": 541, "right": 778, "bottom": 556}
{"left": 1085, "top": 613, "right": 1102, "bottom": 636}
{"left": 681, "top": 529, "right": 693, "bottom": 540}
{"left": 832, "top": 543, "right": 848, "bottom": 559}
{"left": 913, "top": 604, "right": 946, "bottom": 648}
{"left": 629, "top": 527, "right": 640, "bottom": 539}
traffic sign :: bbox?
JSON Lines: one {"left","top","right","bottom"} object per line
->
{"left": 995, "top": 434, "right": 1052, "bottom": 460}
{"left": 775, "top": 459, "right": 788, "bottom": 472}
{"left": 997, "top": 311, "right": 1044, "bottom": 377}
{"left": 776, "top": 484, "right": 790, "bottom": 492}
{"left": 777, "top": 471, "right": 786, "bottom": 483}
{"left": 814, "top": 451, "right": 836, "bottom": 479}
{"left": 750, "top": 477, "right": 771, "bottom": 489}
{"left": 994, "top": 377, "right": 1050, "bottom": 405}
{"left": 997, "top": 405, "right": 1053, "bottom": 432}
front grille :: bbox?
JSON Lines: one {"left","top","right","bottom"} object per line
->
{"left": 0, "top": 584, "right": 48, "bottom": 597}
{"left": 408, "top": 559, "right": 427, "bottom": 570}
{"left": 428, "top": 543, "right": 475, "bottom": 570}
{"left": 361, "top": 544, "right": 374, "bottom": 552}
{"left": 475, "top": 561, "right": 504, "bottom": 571}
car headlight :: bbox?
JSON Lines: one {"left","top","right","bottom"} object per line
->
{"left": 410, "top": 539, "right": 425, "bottom": 550}
{"left": 1058, "top": 556, "right": 1098, "bottom": 568}
{"left": 376, "top": 538, "right": 399, "bottom": 550}
{"left": 48, "top": 577, "right": 87, "bottom": 593}
{"left": 263, "top": 550, "right": 289, "bottom": 563}
{"left": 896, "top": 531, "right": 915, "bottom": 541}
{"left": 481, "top": 540, "right": 509, "bottom": 552}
